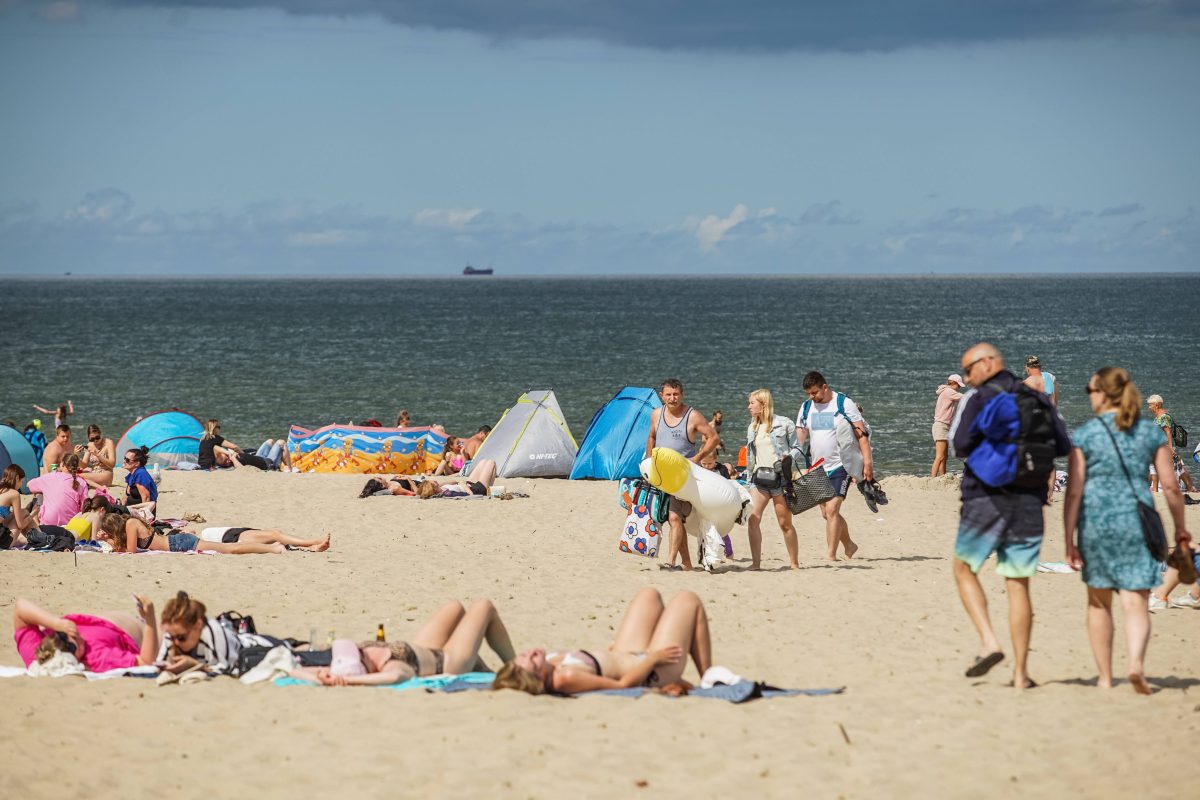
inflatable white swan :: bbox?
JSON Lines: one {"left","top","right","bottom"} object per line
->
{"left": 641, "top": 448, "right": 751, "bottom": 571}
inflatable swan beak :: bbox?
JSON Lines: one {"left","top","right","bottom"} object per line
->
{"left": 647, "top": 447, "right": 689, "bottom": 495}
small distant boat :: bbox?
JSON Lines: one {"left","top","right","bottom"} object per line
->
{"left": 462, "top": 263, "right": 493, "bottom": 276}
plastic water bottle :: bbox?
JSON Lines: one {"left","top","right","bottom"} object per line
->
{"left": 151, "top": 464, "right": 161, "bottom": 484}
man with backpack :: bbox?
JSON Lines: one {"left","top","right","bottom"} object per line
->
{"left": 952, "top": 343, "right": 1071, "bottom": 690}
{"left": 1146, "top": 394, "right": 1197, "bottom": 496}
{"left": 795, "top": 371, "right": 873, "bottom": 561}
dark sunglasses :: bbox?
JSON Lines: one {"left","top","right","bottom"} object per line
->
{"left": 1085, "top": 385, "right": 1101, "bottom": 396}
{"left": 122, "top": 456, "right": 137, "bottom": 463}
{"left": 88, "top": 436, "right": 101, "bottom": 443}
{"left": 962, "top": 356, "right": 989, "bottom": 375}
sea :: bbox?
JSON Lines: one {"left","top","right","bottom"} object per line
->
{"left": 5, "top": 274, "right": 1198, "bottom": 476}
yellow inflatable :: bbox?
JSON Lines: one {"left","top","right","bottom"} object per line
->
{"left": 642, "top": 448, "right": 750, "bottom": 570}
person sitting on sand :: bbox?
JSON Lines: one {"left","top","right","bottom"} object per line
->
{"left": 0, "top": 465, "right": 38, "bottom": 548}
{"left": 75, "top": 424, "right": 116, "bottom": 488}
{"left": 27, "top": 453, "right": 89, "bottom": 526}
{"left": 290, "top": 599, "right": 515, "bottom": 686}
{"left": 417, "top": 459, "right": 498, "bottom": 499}
{"left": 63, "top": 495, "right": 115, "bottom": 542}
{"left": 156, "top": 591, "right": 241, "bottom": 675}
{"left": 97, "top": 514, "right": 312, "bottom": 555}
{"left": 122, "top": 447, "right": 158, "bottom": 514}
{"left": 40, "top": 424, "right": 74, "bottom": 473}
{"left": 395, "top": 409, "right": 412, "bottom": 428}
{"left": 434, "top": 436, "right": 465, "bottom": 476}
{"left": 493, "top": 588, "right": 712, "bottom": 696}
{"left": 12, "top": 594, "right": 159, "bottom": 673}
{"left": 461, "top": 425, "right": 491, "bottom": 461}
{"left": 199, "top": 419, "right": 291, "bottom": 471}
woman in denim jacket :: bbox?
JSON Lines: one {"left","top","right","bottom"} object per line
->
{"left": 745, "top": 389, "right": 803, "bottom": 570}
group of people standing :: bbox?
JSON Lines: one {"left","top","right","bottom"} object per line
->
{"left": 645, "top": 373, "right": 874, "bottom": 571}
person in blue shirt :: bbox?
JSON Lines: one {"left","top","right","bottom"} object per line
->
{"left": 123, "top": 447, "right": 158, "bottom": 512}
{"left": 23, "top": 420, "right": 47, "bottom": 467}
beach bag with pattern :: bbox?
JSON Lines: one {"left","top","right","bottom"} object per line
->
{"left": 786, "top": 468, "right": 836, "bottom": 515}
{"left": 618, "top": 479, "right": 667, "bottom": 558}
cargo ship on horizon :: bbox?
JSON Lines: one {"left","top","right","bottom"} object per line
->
{"left": 462, "top": 263, "right": 493, "bottom": 276}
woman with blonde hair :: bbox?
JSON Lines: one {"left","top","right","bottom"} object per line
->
{"left": 1063, "top": 367, "right": 1192, "bottom": 694}
{"left": 492, "top": 588, "right": 712, "bottom": 696}
{"left": 745, "top": 389, "right": 803, "bottom": 570}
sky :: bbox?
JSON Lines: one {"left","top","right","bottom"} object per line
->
{"left": 1, "top": 0, "right": 1198, "bottom": 275}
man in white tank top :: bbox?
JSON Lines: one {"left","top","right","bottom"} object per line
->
{"left": 644, "top": 378, "right": 719, "bottom": 570}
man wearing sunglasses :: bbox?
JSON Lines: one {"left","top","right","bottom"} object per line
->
{"left": 950, "top": 343, "right": 1071, "bottom": 690}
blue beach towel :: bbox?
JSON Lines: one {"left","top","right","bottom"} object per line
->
{"left": 272, "top": 671, "right": 495, "bottom": 692}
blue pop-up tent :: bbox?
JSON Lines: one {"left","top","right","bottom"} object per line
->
{"left": 115, "top": 409, "right": 205, "bottom": 468}
{"left": 0, "top": 424, "right": 39, "bottom": 492}
{"left": 569, "top": 387, "right": 662, "bottom": 480}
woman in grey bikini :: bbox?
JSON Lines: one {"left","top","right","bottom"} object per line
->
{"left": 291, "top": 599, "right": 516, "bottom": 686}
{"left": 493, "top": 588, "right": 712, "bottom": 695}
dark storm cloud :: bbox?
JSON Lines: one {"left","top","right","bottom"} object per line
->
{"left": 104, "top": 1, "right": 1200, "bottom": 52}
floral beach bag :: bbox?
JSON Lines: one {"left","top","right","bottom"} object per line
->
{"left": 618, "top": 478, "right": 670, "bottom": 558}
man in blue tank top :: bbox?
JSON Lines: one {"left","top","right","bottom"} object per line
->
{"left": 645, "top": 378, "right": 718, "bottom": 571}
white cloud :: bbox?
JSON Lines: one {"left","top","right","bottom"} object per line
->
{"left": 286, "top": 229, "right": 369, "bottom": 247}
{"left": 414, "top": 208, "right": 483, "bottom": 228}
{"left": 685, "top": 204, "right": 749, "bottom": 252}
{"left": 65, "top": 188, "right": 133, "bottom": 223}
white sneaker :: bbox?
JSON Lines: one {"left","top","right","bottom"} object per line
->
{"left": 1168, "top": 593, "right": 1200, "bottom": 609}
{"left": 1148, "top": 594, "right": 1168, "bottom": 613}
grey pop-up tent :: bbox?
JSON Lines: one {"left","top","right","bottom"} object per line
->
{"left": 472, "top": 390, "right": 578, "bottom": 478}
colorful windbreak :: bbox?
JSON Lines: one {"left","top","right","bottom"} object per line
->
{"left": 287, "top": 424, "right": 447, "bottom": 474}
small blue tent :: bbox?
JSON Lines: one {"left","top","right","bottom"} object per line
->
{"left": 0, "top": 424, "right": 40, "bottom": 492}
{"left": 115, "top": 409, "right": 205, "bottom": 468}
{"left": 569, "top": 387, "right": 662, "bottom": 480}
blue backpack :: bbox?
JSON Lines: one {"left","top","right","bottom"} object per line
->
{"left": 967, "top": 385, "right": 1058, "bottom": 488}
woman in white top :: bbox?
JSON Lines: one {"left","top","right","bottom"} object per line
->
{"left": 745, "top": 389, "right": 803, "bottom": 570}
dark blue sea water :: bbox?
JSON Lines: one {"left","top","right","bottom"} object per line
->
{"left": 5, "top": 275, "right": 1198, "bottom": 476}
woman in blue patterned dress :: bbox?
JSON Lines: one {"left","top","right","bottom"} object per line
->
{"left": 1063, "top": 367, "right": 1192, "bottom": 694}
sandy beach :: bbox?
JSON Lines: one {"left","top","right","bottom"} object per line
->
{"left": 1, "top": 470, "right": 1196, "bottom": 799}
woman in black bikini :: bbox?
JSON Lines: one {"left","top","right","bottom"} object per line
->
{"left": 493, "top": 588, "right": 713, "bottom": 695}
{"left": 290, "top": 598, "right": 516, "bottom": 686}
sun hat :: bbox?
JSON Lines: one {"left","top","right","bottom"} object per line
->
{"left": 1146, "top": 394, "right": 1164, "bottom": 406}
{"left": 948, "top": 374, "right": 965, "bottom": 386}
{"left": 329, "top": 639, "right": 366, "bottom": 677}
{"left": 28, "top": 649, "right": 85, "bottom": 678}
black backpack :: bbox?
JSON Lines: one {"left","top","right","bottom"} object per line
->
{"left": 1172, "top": 421, "right": 1188, "bottom": 449}
{"left": 1010, "top": 385, "right": 1059, "bottom": 488}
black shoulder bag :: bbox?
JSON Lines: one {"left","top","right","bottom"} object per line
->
{"left": 1100, "top": 420, "right": 1168, "bottom": 562}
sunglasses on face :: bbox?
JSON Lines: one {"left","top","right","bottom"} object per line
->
{"left": 1085, "top": 385, "right": 1101, "bottom": 396}
{"left": 89, "top": 436, "right": 101, "bottom": 443}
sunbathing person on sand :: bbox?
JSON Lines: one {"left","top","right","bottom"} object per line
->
{"left": 98, "top": 514, "right": 326, "bottom": 554}
{"left": 12, "top": 595, "right": 159, "bottom": 673}
{"left": 359, "top": 475, "right": 425, "bottom": 498}
{"left": 493, "top": 588, "right": 712, "bottom": 695}
{"left": 417, "top": 459, "right": 498, "bottom": 499}
{"left": 290, "top": 599, "right": 515, "bottom": 686}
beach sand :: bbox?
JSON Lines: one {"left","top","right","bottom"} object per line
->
{"left": 1, "top": 471, "right": 1196, "bottom": 798}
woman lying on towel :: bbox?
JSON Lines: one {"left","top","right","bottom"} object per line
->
{"left": 97, "top": 514, "right": 326, "bottom": 554}
{"left": 290, "top": 599, "right": 515, "bottom": 686}
{"left": 12, "top": 595, "right": 159, "bottom": 673}
{"left": 493, "top": 588, "right": 712, "bottom": 696}
{"left": 359, "top": 475, "right": 425, "bottom": 497}
{"left": 417, "top": 459, "right": 498, "bottom": 499}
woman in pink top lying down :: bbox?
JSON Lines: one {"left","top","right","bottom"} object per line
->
{"left": 12, "top": 595, "right": 160, "bottom": 673}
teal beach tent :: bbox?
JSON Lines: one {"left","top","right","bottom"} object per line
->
{"left": 115, "top": 409, "right": 205, "bottom": 468}
{"left": 569, "top": 387, "right": 662, "bottom": 480}
{"left": 0, "top": 424, "right": 40, "bottom": 492}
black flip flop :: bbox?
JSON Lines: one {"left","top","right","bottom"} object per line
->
{"left": 965, "top": 651, "right": 1005, "bottom": 677}
{"left": 1006, "top": 678, "right": 1039, "bottom": 689}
